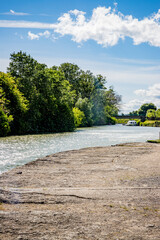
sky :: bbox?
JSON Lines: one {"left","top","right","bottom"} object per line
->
{"left": 0, "top": 0, "right": 160, "bottom": 114}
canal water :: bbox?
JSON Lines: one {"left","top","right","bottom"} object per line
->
{"left": 0, "top": 124, "right": 160, "bottom": 173}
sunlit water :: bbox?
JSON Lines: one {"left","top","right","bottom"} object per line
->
{"left": 0, "top": 124, "right": 160, "bottom": 174}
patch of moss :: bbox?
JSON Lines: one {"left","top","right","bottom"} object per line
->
{"left": 147, "top": 139, "right": 160, "bottom": 143}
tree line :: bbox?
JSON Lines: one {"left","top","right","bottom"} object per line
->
{"left": 129, "top": 103, "right": 160, "bottom": 121}
{"left": 0, "top": 51, "right": 121, "bottom": 137}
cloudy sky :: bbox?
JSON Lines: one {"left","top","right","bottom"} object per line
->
{"left": 0, "top": 0, "right": 160, "bottom": 113}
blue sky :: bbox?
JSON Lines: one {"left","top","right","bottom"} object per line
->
{"left": 0, "top": 0, "right": 160, "bottom": 113}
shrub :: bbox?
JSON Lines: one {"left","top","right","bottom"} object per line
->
{"left": 73, "top": 107, "right": 85, "bottom": 128}
{"left": 0, "top": 108, "right": 13, "bottom": 136}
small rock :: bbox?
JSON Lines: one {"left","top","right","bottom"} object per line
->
{"left": 147, "top": 224, "right": 155, "bottom": 228}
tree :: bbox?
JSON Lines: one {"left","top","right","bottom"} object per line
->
{"left": 7, "top": 52, "right": 76, "bottom": 133}
{"left": 38, "top": 68, "right": 75, "bottom": 133}
{"left": 138, "top": 103, "right": 157, "bottom": 121}
{"left": 75, "top": 98, "right": 93, "bottom": 127}
{"left": 0, "top": 108, "right": 13, "bottom": 137}
{"left": 5, "top": 51, "right": 122, "bottom": 135}
{"left": 146, "top": 109, "right": 156, "bottom": 120}
{"left": 91, "top": 89, "right": 106, "bottom": 125}
{"left": 73, "top": 107, "right": 85, "bottom": 127}
{"left": 59, "top": 63, "right": 81, "bottom": 100}
{"left": 59, "top": 64, "right": 108, "bottom": 101}
{"left": 7, "top": 51, "right": 42, "bottom": 99}
{"left": 58, "top": 62, "right": 121, "bottom": 127}
{"left": 155, "top": 109, "right": 160, "bottom": 120}
{"left": 78, "top": 70, "right": 95, "bottom": 99}
{"left": 129, "top": 110, "right": 139, "bottom": 116}
{"left": 0, "top": 72, "right": 28, "bottom": 135}
{"left": 104, "top": 87, "right": 121, "bottom": 116}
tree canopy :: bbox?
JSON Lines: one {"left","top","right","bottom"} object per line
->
{"left": 0, "top": 72, "right": 28, "bottom": 135}
{"left": 138, "top": 103, "right": 157, "bottom": 116}
{"left": 0, "top": 51, "right": 121, "bottom": 137}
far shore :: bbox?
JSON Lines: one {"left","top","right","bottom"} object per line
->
{"left": 0, "top": 142, "right": 160, "bottom": 239}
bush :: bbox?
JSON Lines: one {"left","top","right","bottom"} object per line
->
{"left": 146, "top": 109, "right": 156, "bottom": 120}
{"left": 73, "top": 107, "right": 85, "bottom": 128}
{"left": 0, "top": 108, "right": 12, "bottom": 137}
{"left": 106, "top": 116, "right": 117, "bottom": 125}
{"left": 156, "top": 109, "right": 160, "bottom": 119}
{"left": 140, "top": 120, "right": 160, "bottom": 127}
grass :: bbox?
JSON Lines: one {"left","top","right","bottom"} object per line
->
{"left": 147, "top": 139, "right": 160, "bottom": 143}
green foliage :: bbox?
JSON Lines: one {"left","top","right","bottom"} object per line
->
{"left": 7, "top": 52, "right": 76, "bottom": 134}
{"left": 59, "top": 62, "right": 121, "bottom": 126}
{"left": 106, "top": 116, "right": 117, "bottom": 125}
{"left": 59, "top": 63, "right": 81, "bottom": 99}
{"left": 129, "top": 110, "right": 139, "bottom": 116}
{"left": 155, "top": 109, "right": 160, "bottom": 119}
{"left": 2, "top": 51, "right": 121, "bottom": 136}
{"left": 59, "top": 63, "right": 108, "bottom": 100}
{"left": 104, "top": 88, "right": 120, "bottom": 116}
{"left": 75, "top": 98, "right": 93, "bottom": 127}
{"left": 116, "top": 119, "right": 140, "bottom": 125}
{"left": 147, "top": 139, "right": 160, "bottom": 143}
{"left": 146, "top": 109, "right": 156, "bottom": 120}
{"left": 91, "top": 90, "right": 106, "bottom": 125}
{"left": 7, "top": 51, "right": 41, "bottom": 99}
{"left": 140, "top": 120, "right": 160, "bottom": 127}
{"left": 138, "top": 103, "right": 157, "bottom": 121}
{"left": 40, "top": 68, "right": 75, "bottom": 132}
{"left": 0, "top": 108, "right": 12, "bottom": 136}
{"left": 73, "top": 107, "right": 85, "bottom": 127}
{"left": 0, "top": 72, "right": 28, "bottom": 135}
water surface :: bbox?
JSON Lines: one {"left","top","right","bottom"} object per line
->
{"left": 0, "top": 124, "right": 160, "bottom": 173}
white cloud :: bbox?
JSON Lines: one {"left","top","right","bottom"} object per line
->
{"left": 121, "top": 99, "right": 144, "bottom": 113}
{"left": 28, "top": 31, "right": 40, "bottom": 40}
{"left": 134, "top": 89, "right": 147, "bottom": 97}
{"left": 121, "top": 97, "right": 160, "bottom": 113}
{"left": 121, "top": 83, "right": 160, "bottom": 113}
{"left": 39, "top": 30, "right": 50, "bottom": 38}
{"left": 1, "top": 6, "right": 160, "bottom": 47}
{"left": 135, "top": 83, "right": 160, "bottom": 99}
{"left": 4, "top": 10, "right": 30, "bottom": 16}
{"left": 53, "top": 6, "right": 160, "bottom": 47}
{"left": 0, "top": 20, "right": 56, "bottom": 29}
{"left": 28, "top": 30, "right": 51, "bottom": 40}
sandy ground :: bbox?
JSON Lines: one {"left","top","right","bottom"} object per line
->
{"left": 0, "top": 142, "right": 160, "bottom": 240}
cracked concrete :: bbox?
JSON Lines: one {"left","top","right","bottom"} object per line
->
{"left": 0, "top": 142, "right": 160, "bottom": 239}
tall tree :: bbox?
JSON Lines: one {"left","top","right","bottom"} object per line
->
{"left": 59, "top": 63, "right": 81, "bottom": 99}
{"left": 0, "top": 72, "right": 28, "bottom": 135}
{"left": 138, "top": 103, "right": 157, "bottom": 121}
{"left": 7, "top": 52, "right": 75, "bottom": 133}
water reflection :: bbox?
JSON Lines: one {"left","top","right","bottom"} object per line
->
{"left": 0, "top": 125, "right": 160, "bottom": 173}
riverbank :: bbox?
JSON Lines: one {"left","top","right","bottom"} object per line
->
{"left": 0, "top": 142, "right": 160, "bottom": 239}
{"left": 116, "top": 118, "right": 160, "bottom": 127}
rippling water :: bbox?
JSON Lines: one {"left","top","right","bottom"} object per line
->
{"left": 0, "top": 124, "right": 160, "bottom": 173}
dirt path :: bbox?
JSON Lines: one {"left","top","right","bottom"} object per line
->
{"left": 0, "top": 142, "right": 160, "bottom": 240}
